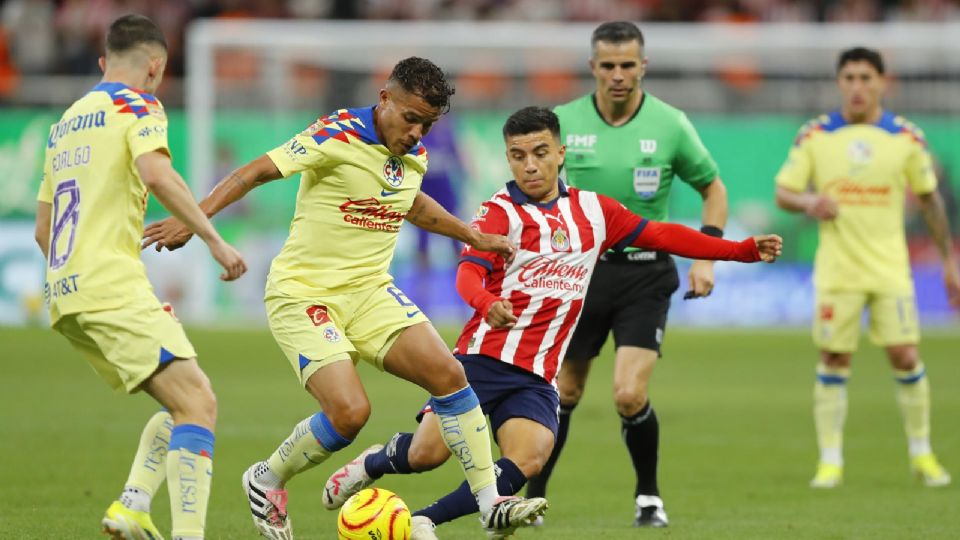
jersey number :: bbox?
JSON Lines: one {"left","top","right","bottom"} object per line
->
{"left": 50, "top": 179, "right": 80, "bottom": 270}
{"left": 386, "top": 286, "right": 416, "bottom": 307}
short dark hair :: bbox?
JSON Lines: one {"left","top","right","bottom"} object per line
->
{"left": 837, "top": 47, "right": 884, "bottom": 75}
{"left": 106, "top": 14, "right": 167, "bottom": 54}
{"left": 388, "top": 57, "right": 455, "bottom": 113}
{"left": 591, "top": 21, "right": 644, "bottom": 48}
{"left": 502, "top": 106, "right": 560, "bottom": 140}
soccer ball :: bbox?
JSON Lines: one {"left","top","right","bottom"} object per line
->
{"left": 337, "top": 488, "right": 412, "bottom": 540}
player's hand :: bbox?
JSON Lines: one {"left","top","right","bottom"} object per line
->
{"left": 208, "top": 239, "right": 247, "bottom": 281}
{"left": 471, "top": 232, "right": 516, "bottom": 264}
{"left": 805, "top": 194, "right": 839, "bottom": 221}
{"left": 486, "top": 299, "right": 517, "bottom": 329}
{"left": 686, "top": 260, "right": 715, "bottom": 298}
{"left": 753, "top": 234, "right": 783, "bottom": 263}
{"left": 143, "top": 217, "right": 194, "bottom": 252}
{"left": 943, "top": 261, "right": 960, "bottom": 310}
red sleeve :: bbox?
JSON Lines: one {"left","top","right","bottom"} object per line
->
{"left": 596, "top": 194, "right": 645, "bottom": 252}
{"left": 460, "top": 201, "right": 509, "bottom": 270}
{"left": 631, "top": 221, "right": 761, "bottom": 262}
{"left": 456, "top": 260, "right": 500, "bottom": 317}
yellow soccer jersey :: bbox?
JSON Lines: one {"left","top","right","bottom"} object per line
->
{"left": 266, "top": 107, "right": 429, "bottom": 297}
{"left": 37, "top": 82, "right": 169, "bottom": 322}
{"left": 776, "top": 111, "right": 937, "bottom": 292}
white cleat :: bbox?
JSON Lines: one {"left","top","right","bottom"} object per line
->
{"left": 242, "top": 462, "right": 293, "bottom": 540}
{"left": 323, "top": 444, "right": 384, "bottom": 510}
{"left": 633, "top": 495, "right": 669, "bottom": 528}
{"left": 411, "top": 515, "right": 440, "bottom": 540}
{"left": 481, "top": 496, "right": 549, "bottom": 539}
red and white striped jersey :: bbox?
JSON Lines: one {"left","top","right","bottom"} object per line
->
{"left": 454, "top": 181, "right": 646, "bottom": 383}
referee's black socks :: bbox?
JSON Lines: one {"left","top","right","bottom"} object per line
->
{"left": 621, "top": 402, "right": 660, "bottom": 498}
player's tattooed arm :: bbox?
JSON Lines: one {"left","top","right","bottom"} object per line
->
{"left": 143, "top": 154, "right": 282, "bottom": 252}
{"left": 406, "top": 192, "right": 516, "bottom": 260}
{"left": 917, "top": 190, "right": 960, "bottom": 308}
{"left": 405, "top": 191, "right": 440, "bottom": 228}
{"left": 227, "top": 170, "right": 250, "bottom": 190}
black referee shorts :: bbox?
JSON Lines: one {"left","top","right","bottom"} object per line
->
{"left": 566, "top": 250, "right": 680, "bottom": 360}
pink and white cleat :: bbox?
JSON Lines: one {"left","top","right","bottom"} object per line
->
{"left": 322, "top": 444, "right": 384, "bottom": 510}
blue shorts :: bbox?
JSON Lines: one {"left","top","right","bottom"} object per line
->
{"left": 418, "top": 354, "right": 560, "bottom": 440}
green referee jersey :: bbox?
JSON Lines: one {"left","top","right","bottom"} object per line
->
{"left": 555, "top": 93, "right": 719, "bottom": 222}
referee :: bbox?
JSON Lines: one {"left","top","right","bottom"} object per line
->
{"left": 526, "top": 21, "right": 729, "bottom": 528}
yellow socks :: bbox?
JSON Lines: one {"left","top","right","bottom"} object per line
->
{"left": 121, "top": 410, "right": 173, "bottom": 512}
{"left": 266, "top": 412, "right": 352, "bottom": 485}
{"left": 167, "top": 424, "right": 215, "bottom": 538}
{"left": 429, "top": 386, "right": 497, "bottom": 514}
{"left": 814, "top": 364, "right": 849, "bottom": 465}
{"left": 894, "top": 362, "right": 931, "bottom": 457}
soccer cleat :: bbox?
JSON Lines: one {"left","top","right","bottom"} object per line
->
{"left": 810, "top": 462, "right": 843, "bottom": 488}
{"left": 411, "top": 515, "right": 440, "bottom": 540}
{"left": 530, "top": 515, "right": 544, "bottom": 527}
{"left": 101, "top": 500, "right": 164, "bottom": 540}
{"left": 633, "top": 495, "right": 668, "bottom": 528}
{"left": 242, "top": 463, "right": 293, "bottom": 540}
{"left": 481, "top": 496, "right": 549, "bottom": 539}
{"left": 323, "top": 444, "right": 384, "bottom": 510}
{"left": 912, "top": 454, "right": 951, "bottom": 487}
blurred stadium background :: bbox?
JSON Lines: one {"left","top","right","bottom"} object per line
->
{"left": 1, "top": 1, "right": 959, "bottom": 329}
{"left": 2, "top": 2, "right": 959, "bottom": 539}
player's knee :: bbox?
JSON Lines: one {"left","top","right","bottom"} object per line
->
{"left": 511, "top": 452, "right": 548, "bottom": 479}
{"left": 199, "top": 388, "right": 217, "bottom": 427}
{"left": 613, "top": 385, "right": 647, "bottom": 417}
{"left": 328, "top": 400, "right": 371, "bottom": 439}
{"left": 821, "top": 351, "right": 852, "bottom": 368}
{"left": 886, "top": 345, "right": 918, "bottom": 371}
{"left": 180, "top": 372, "right": 217, "bottom": 429}
{"left": 407, "top": 441, "right": 448, "bottom": 471}
{"left": 556, "top": 372, "right": 586, "bottom": 405}
{"left": 557, "top": 382, "right": 584, "bottom": 405}
{"left": 426, "top": 359, "right": 468, "bottom": 396}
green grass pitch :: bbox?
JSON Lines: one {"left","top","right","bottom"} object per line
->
{"left": 2, "top": 326, "right": 958, "bottom": 539}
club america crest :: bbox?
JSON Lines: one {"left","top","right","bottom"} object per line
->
{"left": 383, "top": 156, "right": 404, "bottom": 187}
{"left": 550, "top": 226, "right": 570, "bottom": 251}
{"left": 323, "top": 326, "right": 342, "bottom": 343}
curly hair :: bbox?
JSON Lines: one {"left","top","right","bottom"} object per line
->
{"left": 388, "top": 57, "right": 455, "bottom": 113}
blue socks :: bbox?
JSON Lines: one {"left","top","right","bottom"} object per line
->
{"left": 415, "top": 457, "right": 527, "bottom": 526}
{"left": 365, "top": 432, "right": 415, "bottom": 479}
